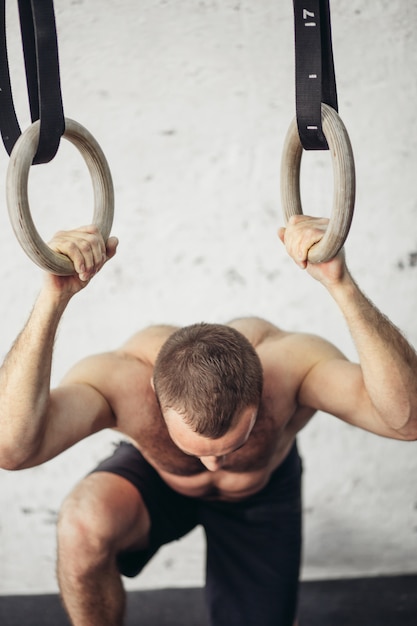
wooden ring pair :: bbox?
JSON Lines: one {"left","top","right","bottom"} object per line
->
{"left": 6, "top": 118, "right": 114, "bottom": 275}
{"left": 281, "top": 103, "right": 355, "bottom": 263}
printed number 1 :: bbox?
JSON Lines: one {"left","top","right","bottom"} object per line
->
{"left": 303, "top": 9, "right": 316, "bottom": 26}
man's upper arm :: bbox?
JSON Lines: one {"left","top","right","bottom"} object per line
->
{"left": 296, "top": 335, "right": 403, "bottom": 438}
{"left": 22, "top": 355, "right": 116, "bottom": 468}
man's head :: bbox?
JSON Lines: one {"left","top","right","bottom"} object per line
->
{"left": 152, "top": 322, "right": 263, "bottom": 439}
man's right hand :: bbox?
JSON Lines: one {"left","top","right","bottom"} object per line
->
{"left": 278, "top": 215, "right": 347, "bottom": 288}
{"left": 45, "top": 225, "right": 119, "bottom": 298}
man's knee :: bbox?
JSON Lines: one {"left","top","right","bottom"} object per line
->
{"left": 57, "top": 472, "right": 151, "bottom": 575}
{"left": 57, "top": 486, "right": 115, "bottom": 575}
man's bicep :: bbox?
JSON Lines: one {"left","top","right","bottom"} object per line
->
{"left": 22, "top": 381, "right": 114, "bottom": 468}
{"left": 299, "top": 358, "right": 402, "bottom": 438}
{"left": 299, "top": 357, "right": 363, "bottom": 415}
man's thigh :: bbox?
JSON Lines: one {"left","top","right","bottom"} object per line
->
{"left": 90, "top": 441, "right": 199, "bottom": 577}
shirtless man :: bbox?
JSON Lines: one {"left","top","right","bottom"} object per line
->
{"left": 1, "top": 216, "right": 417, "bottom": 626}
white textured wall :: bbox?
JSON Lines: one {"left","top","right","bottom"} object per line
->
{"left": 1, "top": 0, "right": 417, "bottom": 594}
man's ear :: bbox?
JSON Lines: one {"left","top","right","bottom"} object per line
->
{"left": 150, "top": 377, "right": 155, "bottom": 391}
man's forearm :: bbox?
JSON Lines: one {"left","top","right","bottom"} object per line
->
{"left": 327, "top": 271, "right": 417, "bottom": 433}
{"left": 0, "top": 289, "right": 70, "bottom": 468}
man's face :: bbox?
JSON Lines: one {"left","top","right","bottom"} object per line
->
{"left": 163, "top": 405, "right": 258, "bottom": 471}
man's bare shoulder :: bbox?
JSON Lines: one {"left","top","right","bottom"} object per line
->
{"left": 117, "top": 324, "right": 180, "bottom": 365}
{"left": 226, "top": 317, "right": 346, "bottom": 377}
{"left": 258, "top": 327, "right": 347, "bottom": 383}
{"left": 60, "top": 325, "right": 178, "bottom": 390}
{"left": 227, "top": 316, "right": 288, "bottom": 347}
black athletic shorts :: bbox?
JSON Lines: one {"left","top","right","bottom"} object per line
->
{"left": 92, "top": 440, "right": 303, "bottom": 626}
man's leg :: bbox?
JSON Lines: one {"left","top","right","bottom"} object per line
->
{"left": 57, "top": 471, "right": 151, "bottom": 626}
{"left": 201, "top": 443, "right": 303, "bottom": 626}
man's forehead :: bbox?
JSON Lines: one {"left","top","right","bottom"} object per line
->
{"left": 163, "top": 406, "right": 258, "bottom": 457}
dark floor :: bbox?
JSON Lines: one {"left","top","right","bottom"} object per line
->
{"left": 0, "top": 574, "right": 416, "bottom": 625}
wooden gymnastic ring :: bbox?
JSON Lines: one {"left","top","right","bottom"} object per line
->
{"left": 281, "top": 103, "right": 355, "bottom": 263}
{"left": 6, "top": 118, "right": 114, "bottom": 275}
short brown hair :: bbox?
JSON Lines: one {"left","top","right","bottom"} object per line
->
{"left": 153, "top": 323, "right": 263, "bottom": 438}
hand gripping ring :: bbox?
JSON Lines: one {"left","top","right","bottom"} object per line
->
{"left": 6, "top": 118, "right": 114, "bottom": 275}
{"left": 281, "top": 103, "right": 355, "bottom": 263}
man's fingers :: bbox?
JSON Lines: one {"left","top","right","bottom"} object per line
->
{"left": 48, "top": 226, "right": 109, "bottom": 281}
{"left": 279, "top": 216, "right": 329, "bottom": 268}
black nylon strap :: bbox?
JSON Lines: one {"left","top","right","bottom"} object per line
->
{"left": 19, "top": 0, "right": 65, "bottom": 163}
{"left": 293, "top": 0, "right": 338, "bottom": 150}
{"left": 0, "top": 0, "right": 64, "bottom": 164}
{"left": 0, "top": 0, "right": 21, "bottom": 155}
